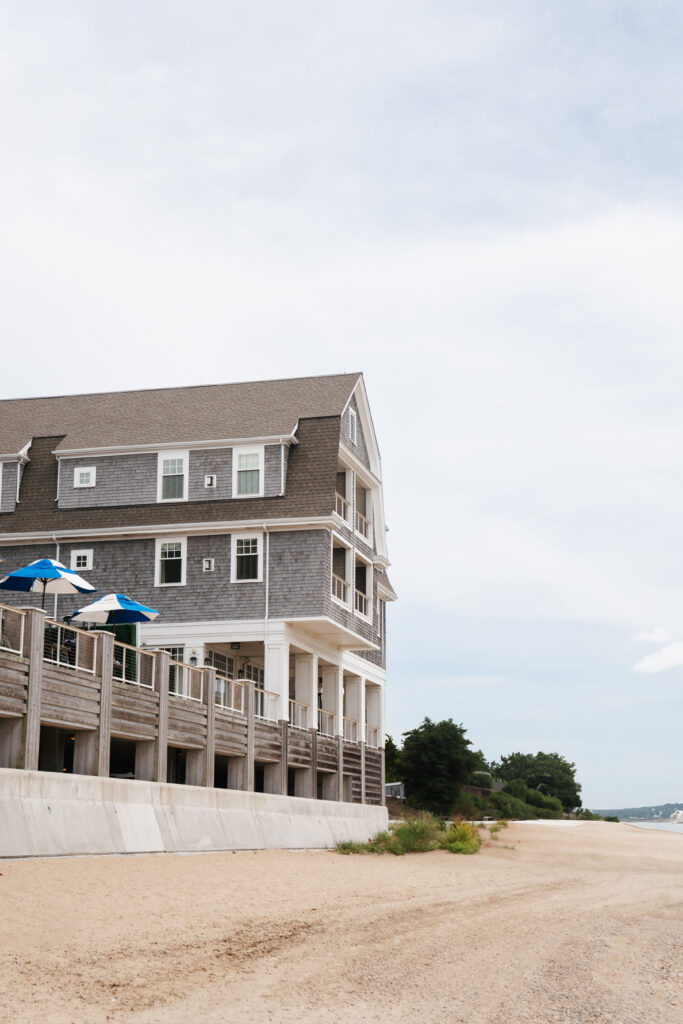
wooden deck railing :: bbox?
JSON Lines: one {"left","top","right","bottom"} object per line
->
{"left": 0, "top": 603, "right": 25, "bottom": 656}
{"left": 113, "top": 641, "right": 156, "bottom": 689}
{"left": 43, "top": 620, "right": 97, "bottom": 674}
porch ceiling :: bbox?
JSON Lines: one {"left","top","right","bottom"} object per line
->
{"left": 284, "top": 616, "right": 379, "bottom": 652}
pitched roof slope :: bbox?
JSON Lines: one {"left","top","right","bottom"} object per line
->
{"left": 0, "top": 373, "right": 361, "bottom": 454}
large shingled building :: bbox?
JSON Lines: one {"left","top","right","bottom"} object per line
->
{"left": 0, "top": 372, "right": 395, "bottom": 804}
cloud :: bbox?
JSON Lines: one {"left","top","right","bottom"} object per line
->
{"left": 635, "top": 628, "right": 672, "bottom": 644}
{"left": 633, "top": 643, "right": 683, "bottom": 674}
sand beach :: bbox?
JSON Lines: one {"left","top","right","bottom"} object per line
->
{"left": 0, "top": 820, "right": 680, "bottom": 1024}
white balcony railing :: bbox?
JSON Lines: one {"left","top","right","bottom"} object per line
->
{"left": 289, "top": 699, "right": 309, "bottom": 730}
{"left": 355, "top": 509, "right": 371, "bottom": 541}
{"left": 168, "top": 660, "right": 204, "bottom": 702}
{"left": 365, "top": 724, "right": 380, "bottom": 748}
{"left": 113, "top": 641, "right": 156, "bottom": 689}
{"left": 318, "top": 709, "right": 336, "bottom": 737}
{"left": 254, "top": 687, "right": 279, "bottom": 722}
{"left": 215, "top": 675, "right": 246, "bottom": 715}
{"left": 354, "top": 589, "right": 369, "bottom": 616}
{"left": 335, "top": 493, "right": 350, "bottom": 521}
{"left": 332, "top": 573, "right": 349, "bottom": 603}
{"left": 343, "top": 717, "right": 359, "bottom": 742}
{"left": 0, "top": 603, "right": 25, "bottom": 656}
{"left": 43, "top": 620, "right": 97, "bottom": 674}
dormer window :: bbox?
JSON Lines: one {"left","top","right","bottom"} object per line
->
{"left": 157, "top": 452, "right": 188, "bottom": 502}
{"left": 74, "top": 466, "right": 96, "bottom": 488}
{"left": 233, "top": 446, "right": 264, "bottom": 497}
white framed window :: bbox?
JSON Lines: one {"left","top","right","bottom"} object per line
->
{"left": 232, "top": 446, "right": 264, "bottom": 498}
{"left": 155, "top": 536, "right": 187, "bottom": 586}
{"left": 349, "top": 408, "right": 358, "bottom": 445}
{"left": 73, "top": 466, "right": 96, "bottom": 488}
{"left": 70, "top": 549, "right": 93, "bottom": 572}
{"left": 157, "top": 451, "right": 188, "bottom": 502}
{"left": 231, "top": 532, "right": 263, "bottom": 582}
{"left": 244, "top": 663, "right": 265, "bottom": 685}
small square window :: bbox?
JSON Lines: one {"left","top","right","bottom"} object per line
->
{"left": 70, "top": 549, "right": 93, "bottom": 571}
{"left": 73, "top": 467, "right": 96, "bottom": 488}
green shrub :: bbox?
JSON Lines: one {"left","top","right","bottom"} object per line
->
{"left": 335, "top": 840, "right": 367, "bottom": 855}
{"left": 603, "top": 816, "right": 620, "bottom": 823}
{"left": 503, "top": 778, "right": 528, "bottom": 800}
{"left": 524, "top": 789, "right": 563, "bottom": 815}
{"left": 389, "top": 813, "right": 442, "bottom": 854}
{"left": 441, "top": 820, "right": 481, "bottom": 855}
{"left": 471, "top": 771, "right": 493, "bottom": 789}
{"left": 491, "top": 790, "right": 537, "bottom": 819}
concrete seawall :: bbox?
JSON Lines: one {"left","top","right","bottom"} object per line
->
{"left": 0, "top": 768, "right": 388, "bottom": 858}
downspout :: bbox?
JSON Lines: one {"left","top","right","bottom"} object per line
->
{"left": 263, "top": 522, "right": 270, "bottom": 694}
{"left": 52, "top": 533, "right": 59, "bottom": 619}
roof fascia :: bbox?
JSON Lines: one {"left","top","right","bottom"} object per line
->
{"left": 0, "top": 441, "right": 32, "bottom": 465}
{"left": 342, "top": 376, "right": 381, "bottom": 478}
{"left": 0, "top": 515, "right": 336, "bottom": 546}
{"left": 53, "top": 433, "right": 299, "bottom": 459}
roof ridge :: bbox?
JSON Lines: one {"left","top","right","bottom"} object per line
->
{"left": 0, "top": 372, "right": 362, "bottom": 405}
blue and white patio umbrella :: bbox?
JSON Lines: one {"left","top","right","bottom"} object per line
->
{"left": 0, "top": 558, "right": 97, "bottom": 609}
{"left": 70, "top": 593, "right": 160, "bottom": 627}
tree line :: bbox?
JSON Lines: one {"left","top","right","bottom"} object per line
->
{"left": 386, "top": 717, "right": 582, "bottom": 818}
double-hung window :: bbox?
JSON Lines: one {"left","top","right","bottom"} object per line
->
{"left": 232, "top": 446, "right": 264, "bottom": 497}
{"left": 231, "top": 533, "right": 262, "bottom": 582}
{"left": 157, "top": 451, "right": 188, "bottom": 502}
{"left": 155, "top": 537, "right": 187, "bottom": 586}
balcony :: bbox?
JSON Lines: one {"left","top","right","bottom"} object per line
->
{"left": 354, "top": 589, "right": 369, "bottom": 617}
{"left": 288, "top": 698, "right": 310, "bottom": 730}
{"left": 254, "top": 687, "right": 279, "bottom": 722}
{"left": 365, "top": 724, "right": 380, "bottom": 748}
{"left": 343, "top": 717, "right": 359, "bottom": 742}
{"left": 355, "top": 509, "right": 371, "bottom": 542}
{"left": 335, "top": 492, "right": 350, "bottom": 521}
{"left": 332, "top": 573, "right": 349, "bottom": 604}
{"left": 43, "top": 621, "right": 97, "bottom": 675}
{"left": 318, "top": 709, "right": 336, "bottom": 736}
{"left": 215, "top": 675, "right": 246, "bottom": 714}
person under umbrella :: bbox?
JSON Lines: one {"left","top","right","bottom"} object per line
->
{"left": 0, "top": 557, "right": 96, "bottom": 609}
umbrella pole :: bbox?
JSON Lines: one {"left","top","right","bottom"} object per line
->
{"left": 41, "top": 582, "right": 47, "bottom": 610}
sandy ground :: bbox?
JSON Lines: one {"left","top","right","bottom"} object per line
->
{"left": 0, "top": 821, "right": 681, "bottom": 1024}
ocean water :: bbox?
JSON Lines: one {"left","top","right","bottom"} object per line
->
{"left": 627, "top": 820, "right": 683, "bottom": 834}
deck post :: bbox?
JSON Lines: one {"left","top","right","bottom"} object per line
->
{"left": 94, "top": 630, "right": 113, "bottom": 777}
{"left": 203, "top": 666, "right": 216, "bottom": 788}
{"left": 154, "top": 650, "right": 170, "bottom": 783}
{"left": 336, "top": 735, "right": 344, "bottom": 802}
{"left": 245, "top": 680, "right": 255, "bottom": 792}
{"left": 20, "top": 607, "right": 47, "bottom": 771}
{"left": 280, "top": 719, "right": 289, "bottom": 795}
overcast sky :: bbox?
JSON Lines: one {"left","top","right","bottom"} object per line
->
{"left": 2, "top": 1, "right": 682, "bottom": 809}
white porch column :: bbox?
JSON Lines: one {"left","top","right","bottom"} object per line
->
{"left": 264, "top": 640, "right": 290, "bottom": 721}
{"left": 321, "top": 664, "right": 343, "bottom": 736}
{"left": 366, "top": 683, "right": 381, "bottom": 743}
{"left": 294, "top": 653, "right": 317, "bottom": 730}
{"left": 344, "top": 674, "right": 362, "bottom": 742}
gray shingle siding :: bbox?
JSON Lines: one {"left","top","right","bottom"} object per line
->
{"left": 57, "top": 444, "right": 284, "bottom": 510}
{"left": 0, "top": 463, "right": 18, "bottom": 513}
{"left": 264, "top": 445, "right": 282, "bottom": 496}
{"left": 188, "top": 449, "right": 232, "bottom": 501}
{"left": 58, "top": 454, "right": 157, "bottom": 508}
{"left": 267, "top": 530, "right": 328, "bottom": 618}
{"left": 340, "top": 394, "right": 370, "bottom": 468}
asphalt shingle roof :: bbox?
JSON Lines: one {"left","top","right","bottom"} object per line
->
{"left": 0, "top": 373, "right": 361, "bottom": 455}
